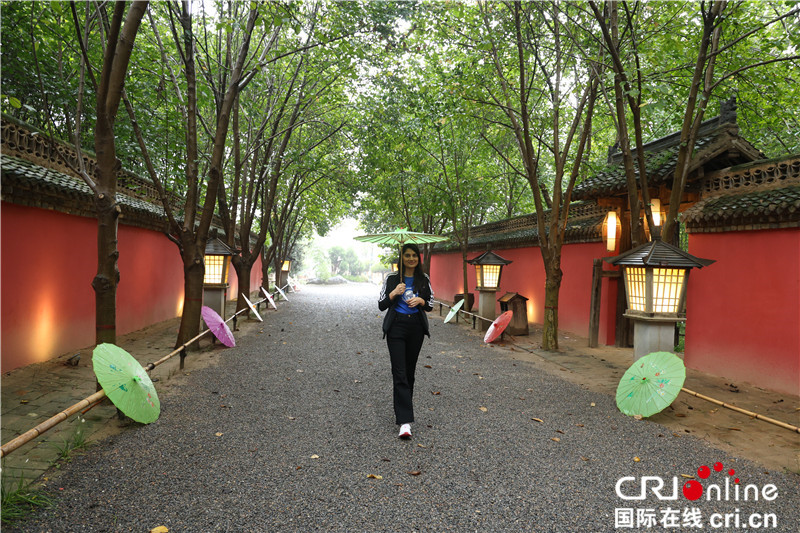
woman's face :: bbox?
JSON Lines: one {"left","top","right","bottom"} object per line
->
{"left": 402, "top": 249, "right": 419, "bottom": 271}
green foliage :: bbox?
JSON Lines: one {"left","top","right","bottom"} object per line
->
{"left": 1, "top": 0, "right": 796, "bottom": 279}
{"left": 1, "top": 472, "right": 53, "bottom": 527}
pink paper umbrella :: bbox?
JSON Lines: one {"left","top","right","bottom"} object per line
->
{"left": 201, "top": 306, "right": 236, "bottom": 347}
{"left": 484, "top": 311, "right": 513, "bottom": 343}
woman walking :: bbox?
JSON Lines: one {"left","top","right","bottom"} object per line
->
{"left": 379, "top": 243, "right": 434, "bottom": 439}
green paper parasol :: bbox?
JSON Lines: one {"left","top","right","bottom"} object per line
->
{"left": 354, "top": 228, "right": 449, "bottom": 263}
{"left": 616, "top": 351, "right": 686, "bottom": 418}
{"left": 93, "top": 343, "right": 160, "bottom": 424}
{"left": 353, "top": 228, "right": 449, "bottom": 247}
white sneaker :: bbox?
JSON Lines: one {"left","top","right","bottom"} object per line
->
{"left": 398, "top": 423, "right": 412, "bottom": 439}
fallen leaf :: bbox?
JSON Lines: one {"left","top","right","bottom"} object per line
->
{"left": 531, "top": 418, "right": 543, "bottom": 423}
{"left": 672, "top": 432, "right": 681, "bottom": 438}
{"left": 310, "top": 454, "right": 320, "bottom": 459}
{"left": 424, "top": 365, "right": 433, "bottom": 369}
{"left": 590, "top": 402, "right": 596, "bottom": 407}
{"left": 555, "top": 430, "right": 565, "bottom": 434}
{"left": 675, "top": 413, "right": 687, "bottom": 418}
{"left": 367, "top": 474, "right": 383, "bottom": 480}
{"left": 479, "top": 407, "right": 488, "bottom": 412}
{"left": 633, "top": 415, "right": 643, "bottom": 420}
{"left": 551, "top": 437, "right": 560, "bottom": 442}
{"left": 150, "top": 527, "right": 169, "bottom": 533}
{"left": 575, "top": 424, "right": 584, "bottom": 427}
{"left": 680, "top": 474, "right": 695, "bottom": 479}
{"left": 728, "top": 427, "right": 742, "bottom": 431}
{"left": 580, "top": 456, "right": 589, "bottom": 461}
{"left": 417, "top": 443, "right": 426, "bottom": 448}
{"left": 710, "top": 408, "right": 719, "bottom": 414}
{"left": 407, "top": 471, "right": 422, "bottom": 476}
{"left": 634, "top": 457, "right": 641, "bottom": 462}
{"left": 215, "top": 432, "right": 224, "bottom": 437}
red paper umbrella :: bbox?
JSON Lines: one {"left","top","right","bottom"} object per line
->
{"left": 484, "top": 311, "right": 513, "bottom": 343}
{"left": 201, "top": 306, "right": 236, "bottom": 347}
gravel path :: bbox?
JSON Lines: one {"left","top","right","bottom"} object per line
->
{"left": 11, "top": 283, "right": 799, "bottom": 532}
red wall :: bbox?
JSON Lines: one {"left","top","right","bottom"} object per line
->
{"left": 429, "top": 242, "right": 617, "bottom": 342}
{"left": 1, "top": 203, "right": 262, "bottom": 372}
{"left": 685, "top": 229, "right": 800, "bottom": 396}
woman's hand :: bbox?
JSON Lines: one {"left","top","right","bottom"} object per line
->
{"left": 407, "top": 296, "right": 425, "bottom": 308}
{"left": 391, "top": 283, "right": 406, "bottom": 299}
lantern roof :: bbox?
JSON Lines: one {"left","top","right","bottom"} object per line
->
{"left": 497, "top": 292, "right": 528, "bottom": 303}
{"left": 605, "top": 238, "right": 714, "bottom": 269}
{"left": 205, "top": 237, "right": 235, "bottom": 256}
{"left": 467, "top": 250, "right": 513, "bottom": 266}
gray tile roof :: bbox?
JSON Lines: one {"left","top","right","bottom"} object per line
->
{"left": 573, "top": 135, "right": 719, "bottom": 200}
{"left": 681, "top": 183, "right": 800, "bottom": 231}
{"left": 436, "top": 202, "right": 606, "bottom": 252}
{"left": 1, "top": 154, "right": 167, "bottom": 227}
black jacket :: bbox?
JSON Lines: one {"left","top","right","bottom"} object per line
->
{"left": 379, "top": 271, "right": 434, "bottom": 338}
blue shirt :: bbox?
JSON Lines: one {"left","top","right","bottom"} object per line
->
{"left": 395, "top": 276, "right": 419, "bottom": 314}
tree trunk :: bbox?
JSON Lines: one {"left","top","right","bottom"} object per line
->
{"left": 541, "top": 260, "right": 563, "bottom": 351}
{"left": 176, "top": 240, "right": 204, "bottom": 348}
{"left": 92, "top": 187, "right": 119, "bottom": 345}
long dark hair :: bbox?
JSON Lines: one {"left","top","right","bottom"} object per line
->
{"left": 398, "top": 243, "right": 426, "bottom": 292}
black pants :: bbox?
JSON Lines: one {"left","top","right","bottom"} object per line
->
{"left": 386, "top": 312, "right": 425, "bottom": 425}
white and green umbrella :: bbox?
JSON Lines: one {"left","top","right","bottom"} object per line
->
{"left": 354, "top": 228, "right": 449, "bottom": 267}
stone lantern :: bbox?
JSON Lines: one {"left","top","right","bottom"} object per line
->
{"left": 203, "top": 236, "right": 235, "bottom": 319}
{"left": 468, "top": 251, "right": 512, "bottom": 331}
{"left": 605, "top": 234, "right": 714, "bottom": 360}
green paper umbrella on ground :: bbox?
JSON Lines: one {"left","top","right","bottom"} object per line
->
{"left": 616, "top": 351, "right": 686, "bottom": 418}
{"left": 93, "top": 343, "right": 160, "bottom": 424}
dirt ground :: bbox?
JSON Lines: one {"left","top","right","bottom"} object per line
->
{"left": 468, "top": 321, "right": 800, "bottom": 475}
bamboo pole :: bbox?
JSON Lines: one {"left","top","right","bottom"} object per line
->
{"left": 680, "top": 387, "right": 800, "bottom": 434}
{"left": 1, "top": 390, "right": 107, "bottom": 458}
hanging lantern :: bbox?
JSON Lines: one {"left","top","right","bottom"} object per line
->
{"left": 651, "top": 198, "right": 662, "bottom": 227}
{"left": 605, "top": 211, "right": 619, "bottom": 252}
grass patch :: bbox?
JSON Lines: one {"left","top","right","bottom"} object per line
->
{"left": 1, "top": 474, "right": 53, "bottom": 527}
{"left": 50, "top": 423, "right": 89, "bottom": 465}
